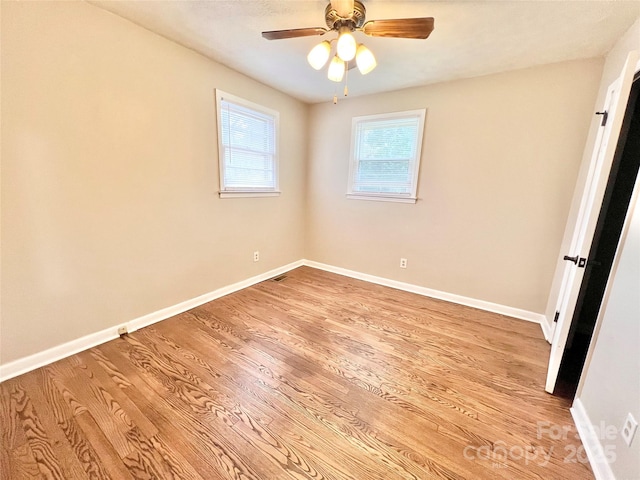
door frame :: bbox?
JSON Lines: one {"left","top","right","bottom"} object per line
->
{"left": 574, "top": 163, "right": 640, "bottom": 399}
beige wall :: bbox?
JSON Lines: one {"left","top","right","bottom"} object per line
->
{"left": 1, "top": 1, "right": 308, "bottom": 363}
{"left": 306, "top": 59, "right": 603, "bottom": 313}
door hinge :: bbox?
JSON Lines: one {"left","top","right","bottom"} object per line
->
{"left": 596, "top": 110, "right": 608, "bottom": 127}
{"left": 554, "top": 311, "right": 560, "bottom": 323}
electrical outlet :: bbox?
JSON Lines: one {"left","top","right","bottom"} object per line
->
{"left": 400, "top": 258, "right": 407, "bottom": 269}
{"left": 621, "top": 413, "right": 638, "bottom": 447}
{"left": 253, "top": 251, "right": 260, "bottom": 262}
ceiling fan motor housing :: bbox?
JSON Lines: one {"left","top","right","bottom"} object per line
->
{"left": 325, "top": 1, "right": 366, "bottom": 30}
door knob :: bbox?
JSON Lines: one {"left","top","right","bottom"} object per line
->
{"left": 563, "top": 255, "right": 579, "bottom": 264}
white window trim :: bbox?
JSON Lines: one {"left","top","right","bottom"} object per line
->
{"left": 215, "top": 89, "right": 280, "bottom": 198}
{"left": 219, "top": 191, "right": 281, "bottom": 199}
{"left": 346, "top": 109, "right": 426, "bottom": 204}
{"left": 345, "top": 193, "right": 417, "bottom": 204}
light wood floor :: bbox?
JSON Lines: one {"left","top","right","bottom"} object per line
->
{"left": 1, "top": 266, "right": 594, "bottom": 479}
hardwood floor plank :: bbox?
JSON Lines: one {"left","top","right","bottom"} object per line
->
{"left": 0, "top": 382, "right": 20, "bottom": 480}
{"left": 4, "top": 444, "right": 41, "bottom": 480}
{"left": 122, "top": 426, "right": 205, "bottom": 480}
{"left": 46, "top": 358, "right": 135, "bottom": 459}
{"left": 37, "top": 367, "right": 114, "bottom": 480}
{"left": 156, "top": 303, "right": 514, "bottom": 478}
{"left": 1, "top": 267, "right": 594, "bottom": 479}
{"left": 19, "top": 370, "right": 107, "bottom": 479}
{"left": 97, "top": 339, "right": 280, "bottom": 479}
{"left": 1, "top": 382, "right": 27, "bottom": 453}
{"left": 5, "top": 379, "right": 67, "bottom": 479}
{"left": 141, "top": 325, "right": 407, "bottom": 479}
{"left": 76, "top": 349, "right": 159, "bottom": 438}
{"left": 118, "top": 332, "right": 343, "bottom": 480}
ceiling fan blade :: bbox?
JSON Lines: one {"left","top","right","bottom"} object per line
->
{"left": 361, "top": 18, "right": 434, "bottom": 39}
{"left": 262, "top": 27, "right": 329, "bottom": 40}
{"left": 330, "top": 0, "right": 354, "bottom": 17}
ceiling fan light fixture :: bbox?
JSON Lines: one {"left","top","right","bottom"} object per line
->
{"left": 261, "top": 2, "right": 435, "bottom": 100}
{"left": 307, "top": 40, "right": 332, "bottom": 70}
{"left": 355, "top": 44, "right": 376, "bottom": 75}
{"left": 336, "top": 27, "right": 356, "bottom": 61}
{"left": 327, "top": 55, "right": 346, "bottom": 82}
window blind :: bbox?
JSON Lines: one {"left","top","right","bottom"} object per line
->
{"left": 351, "top": 114, "right": 422, "bottom": 196}
{"left": 219, "top": 98, "right": 276, "bottom": 191}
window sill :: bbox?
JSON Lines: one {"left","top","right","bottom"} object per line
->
{"left": 346, "top": 194, "right": 417, "bottom": 204}
{"left": 219, "top": 191, "right": 281, "bottom": 199}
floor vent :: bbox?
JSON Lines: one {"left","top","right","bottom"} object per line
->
{"left": 270, "top": 274, "right": 288, "bottom": 282}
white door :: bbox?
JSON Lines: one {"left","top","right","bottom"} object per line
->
{"left": 545, "top": 52, "right": 639, "bottom": 394}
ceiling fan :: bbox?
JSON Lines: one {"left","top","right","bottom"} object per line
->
{"left": 262, "top": 0, "right": 434, "bottom": 87}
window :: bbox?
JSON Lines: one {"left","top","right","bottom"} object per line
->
{"left": 347, "top": 109, "right": 426, "bottom": 203}
{"left": 215, "top": 90, "right": 279, "bottom": 198}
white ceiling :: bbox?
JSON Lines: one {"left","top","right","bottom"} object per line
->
{"left": 88, "top": 1, "right": 640, "bottom": 104}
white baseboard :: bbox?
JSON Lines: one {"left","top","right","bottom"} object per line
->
{"left": 0, "top": 260, "right": 304, "bottom": 383}
{"left": 1, "top": 258, "right": 547, "bottom": 382}
{"left": 0, "top": 325, "right": 123, "bottom": 385}
{"left": 540, "top": 316, "right": 554, "bottom": 343}
{"left": 302, "top": 260, "right": 546, "bottom": 325}
{"left": 571, "top": 398, "right": 616, "bottom": 480}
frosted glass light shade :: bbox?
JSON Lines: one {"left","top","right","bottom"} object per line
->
{"left": 327, "top": 55, "right": 345, "bottom": 82}
{"left": 336, "top": 28, "right": 356, "bottom": 61}
{"left": 307, "top": 41, "right": 331, "bottom": 70}
{"left": 356, "top": 44, "right": 377, "bottom": 75}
